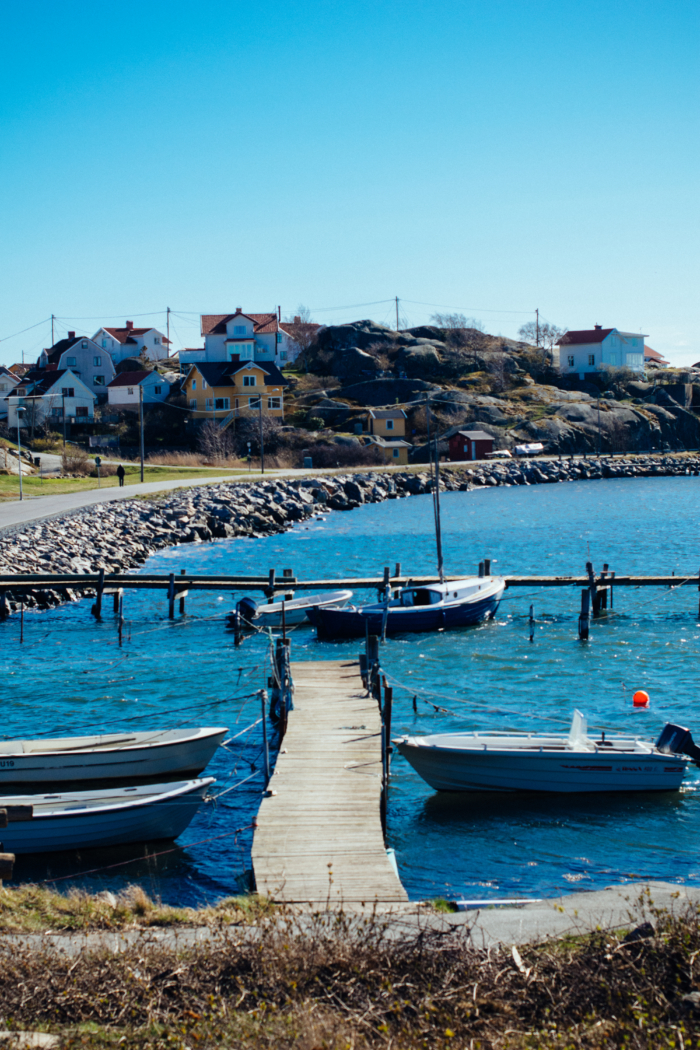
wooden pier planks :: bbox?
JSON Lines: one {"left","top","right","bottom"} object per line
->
{"left": 251, "top": 660, "right": 408, "bottom": 905}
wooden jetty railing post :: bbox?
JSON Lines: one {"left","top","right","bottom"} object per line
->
{"left": 478, "top": 561, "right": 485, "bottom": 578}
{"left": 0, "top": 590, "right": 7, "bottom": 621}
{"left": 118, "top": 593, "right": 124, "bottom": 648}
{"left": 168, "top": 573, "right": 176, "bottom": 619}
{"left": 529, "top": 604, "right": 534, "bottom": 642}
{"left": 266, "top": 568, "right": 276, "bottom": 599}
{"left": 578, "top": 589, "right": 591, "bottom": 640}
{"left": 271, "top": 636, "right": 293, "bottom": 732}
{"left": 92, "top": 568, "right": 105, "bottom": 618}
{"left": 586, "top": 561, "right": 600, "bottom": 617}
{"left": 380, "top": 678, "right": 394, "bottom": 841}
{"left": 366, "top": 634, "right": 380, "bottom": 700}
{"left": 484, "top": 558, "right": 491, "bottom": 576}
{"left": 19, "top": 601, "right": 24, "bottom": 644}
{"left": 179, "top": 568, "right": 187, "bottom": 614}
{"left": 259, "top": 689, "right": 271, "bottom": 786}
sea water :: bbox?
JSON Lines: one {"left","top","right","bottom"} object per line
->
{"left": 3, "top": 475, "right": 700, "bottom": 905}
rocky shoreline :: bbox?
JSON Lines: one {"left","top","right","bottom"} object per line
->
{"left": 0, "top": 453, "right": 698, "bottom": 613}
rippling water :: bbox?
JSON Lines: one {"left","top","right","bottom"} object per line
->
{"left": 4, "top": 476, "right": 700, "bottom": 904}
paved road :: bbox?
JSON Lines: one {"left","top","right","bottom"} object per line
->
{"left": 0, "top": 881, "right": 691, "bottom": 955}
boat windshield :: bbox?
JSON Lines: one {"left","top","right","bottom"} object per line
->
{"left": 400, "top": 589, "right": 442, "bottom": 607}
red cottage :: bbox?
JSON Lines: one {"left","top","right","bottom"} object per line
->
{"left": 448, "top": 429, "right": 494, "bottom": 462}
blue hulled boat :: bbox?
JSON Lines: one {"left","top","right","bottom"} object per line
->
{"left": 307, "top": 575, "right": 505, "bottom": 639}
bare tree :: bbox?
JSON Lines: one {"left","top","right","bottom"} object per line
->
{"left": 518, "top": 321, "right": 566, "bottom": 352}
{"left": 196, "top": 420, "right": 234, "bottom": 461}
{"left": 283, "top": 305, "right": 319, "bottom": 370}
{"left": 430, "top": 312, "right": 484, "bottom": 332}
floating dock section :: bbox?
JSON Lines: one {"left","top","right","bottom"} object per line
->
{"left": 252, "top": 659, "right": 407, "bottom": 906}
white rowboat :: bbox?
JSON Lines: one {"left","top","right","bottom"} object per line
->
{"left": 0, "top": 727, "right": 227, "bottom": 789}
{"left": 0, "top": 778, "right": 215, "bottom": 854}
{"left": 395, "top": 712, "right": 693, "bottom": 794}
{"left": 233, "top": 590, "right": 353, "bottom": 628}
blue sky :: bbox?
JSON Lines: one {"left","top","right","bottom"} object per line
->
{"left": 1, "top": 0, "right": 698, "bottom": 365}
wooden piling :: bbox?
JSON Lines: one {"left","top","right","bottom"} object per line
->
{"left": 578, "top": 588, "right": 591, "bottom": 640}
{"left": 529, "top": 604, "right": 534, "bottom": 642}
{"left": 179, "top": 568, "right": 186, "bottom": 614}
{"left": 92, "top": 568, "right": 105, "bottom": 618}
{"left": 0, "top": 591, "right": 7, "bottom": 621}
{"left": 478, "top": 561, "right": 485, "bottom": 578}
{"left": 19, "top": 602, "right": 23, "bottom": 644}
{"left": 484, "top": 558, "right": 491, "bottom": 576}
{"left": 168, "top": 573, "right": 176, "bottom": 619}
{"left": 118, "top": 593, "right": 124, "bottom": 647}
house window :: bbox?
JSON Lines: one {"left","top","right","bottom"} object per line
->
{"left": 588, "top": 354, "right": 595, "bottom": 365}
{"left": 277, "top": 333, "right": 283, "bottom": 343}
{"left": 67, "top": 357, "right": 77, "bottom": 367}
{"left": 154, "top": 385, "right": 162, "bottom": 394}
{"left": 192, "top": 380, "right": 197, "bottom": 390}
{"left": 154, "top": 337, "right": 160, "bottom": 344}
{"left": 93, "top": 355, "right": 101, "bottom": 366}
{"left": 202, "top": 379, "right": 207, "bottom": 389}
{"left": 249, "top": 396, "right": 261, "bottom": 408}
{"left": 61, "top": 387, "right": 75, "bottom": 397}
{"left": 81, "top": 341, "right": 88, "bottom": 349}
{"left": 215, "top": 398, "right": 230, "bottom": 411}
{"left": 101, "top": 339, "right": 107, "bottom": 348}
{"left": 76, "top": 406, "right": 88, "bottom": 417}
{"left": 393, "top": 449, "right": 400, "bottom": 458}
{"left": 243, "top": 375, "right": 256, "bottom": 387}
{"left": 280, "top": 351, "right": 287, "bottom": 360}
{"left": 205, "top": 398, "right": 213, "bottom": 410}
{"left": 189, "top": 398, "right": 197, "bottom": 409}
{"left": 386, "top": 419, "right": 394, "bottom": 430}
{"left": 567, "top": 355, "right": 574, "bottom": 367}
{"left": 234, "top": 325, "right": 246, "bottom": 336}
{"left": 267, "top": 397, "right": 281, "bottom": 410}
{"left": 93, "top": 376, "right": 105, "bottom": 386}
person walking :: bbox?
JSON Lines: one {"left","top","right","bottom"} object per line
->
{"left": 116, "top": 464, "right": 126, "bottom": 487}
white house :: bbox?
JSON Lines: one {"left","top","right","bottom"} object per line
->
{"left": 0, "top": 367, "right": 20, "bottom": 419}
{"left": 38, "top": 333, "right": 116, "bottom": 398}
{"left": 558, "top": 325, "right": 648, "bottom": 378}
{"left": 181, "top": 308, "right": 320, "bottom": 370}
{"left": 5, "top": 369, "right": 95, "bottom": 429}
{"left": 92, "top": 321, "right": 171, "bottom": 364}
{"left": 107, "top": 371, "right": 171, "bottom": 411}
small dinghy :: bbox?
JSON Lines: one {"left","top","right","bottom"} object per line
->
{"left": 307, "top": 576, "right": 505, "bottom": 639}
{"left": 230, "top": 590, "right": 353, "bottom": 629}
{"left": 0, "top": 727, "right": 227, "bottom": 791}
{"left": 395, "top": 712, "right": 700, "bottom": 794}
{"left": 0, "top": 777, "right": 215, "bottom": 854}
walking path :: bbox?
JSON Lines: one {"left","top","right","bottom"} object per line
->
{"left": 252, "top": 660, "right": 408, "bottom": 905}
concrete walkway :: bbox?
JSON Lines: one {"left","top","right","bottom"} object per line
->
{"left": 0, "top": 881, "right": 694, "bottom": 956}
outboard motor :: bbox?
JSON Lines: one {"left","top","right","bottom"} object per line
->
{"left": 655, "top": 723, "right": 700, "bottom": 765}
{"left": 236, "top": 596, "right": 259, "bottom": 625}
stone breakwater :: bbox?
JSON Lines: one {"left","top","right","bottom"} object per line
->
{"left": 0, "top": 454, "right": 698, "bottom": 613}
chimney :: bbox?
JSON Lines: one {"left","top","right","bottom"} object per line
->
{"left": 294, "top": 315, "right": 301, "bottom": 324}
{"left": 235, "top": 307, "right": 242, "bottom": 314}
{"left": 126, "top": 320, "right": 134, "bottom": 331}
{"left": 68, "top": 331, "right": 75, "bottom": 340}
{"left": 594, "top": 324, "right": 602, "bottom": 330}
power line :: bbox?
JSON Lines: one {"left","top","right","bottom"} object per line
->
{"left": 402, "top": 299, "right": 534, "bottom": 316}
{"left": 0, "top": 317, "right": 52, "bottom": 344}
{"left": 56, "top": 310, "right": 167, "bottom": 321}
{"left": 308, "top": 299, "right": 396, "bottom": 313}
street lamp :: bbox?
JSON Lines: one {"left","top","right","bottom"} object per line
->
{"left": 16, "top": 405, "right": 25, "bottom": 501}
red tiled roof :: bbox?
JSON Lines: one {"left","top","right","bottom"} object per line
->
{"left": 108, "top": 371, "right": 152, "bottom": 387}
{"left": 103, "top": 327, "right": 170, "bottom": 345}
{"left": 559, "top": 328, "right": 615, "bottom": 345}
{"left": 201, "top": 312, "right": 279, "bottom": 336}
{"left": 644, "top": 344, "right": 669, "bottom": 364}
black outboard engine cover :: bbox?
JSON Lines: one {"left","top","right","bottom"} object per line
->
{"left": 236, "top": 596, "right": 259, "bottom": 625}
{"left": 655, "top": 723, "right": 700, "bottom": 765}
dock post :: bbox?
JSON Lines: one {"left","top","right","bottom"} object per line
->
{"left": 529, "top": 604, "right": 534, "bottom": 642}
{"left": 266, "top": 568, "right": 276, "bottom": 599}
{"left": 112, "top": 589, "right": 122, "bottom": 613}
{"left": 19, "top": 602, "right": 24, "bottom": 644}
{"left": 394, "top": 562, "right": 401, "bottom": 582}
{"left": 367, "top": 634, "right": 380, "bottom": 700}
{"left": 0, "top": 590, "right": 7, "bottom": 621}
{"left": 610, "top": 570, "right": 614, "bottom": 609}
{"left": 260, "top": 689, "right": 271, "bottom": 786}
{"left": 168, "top": 573, "right": 176, "bottom": 619}
{"left": 586, "top": 561, "right": 600, "bottom": 617}
{"left": 118, "top": 593, "right": 124, "bottom": 647}
{"left": 379, "top": 566, "right": 390, "bottom": 601}
{"left": 179, "top": 568, "right": 186, "bottom": 615}
{"left": 478, "top": 561, "right": 485, "bottom": 578}
{"left": 578, "top": 589, "right": 591, "bottom": 641}
{"left": 484, "top": 558, "right": 491, "bottom": 576}
{"left": 92, "top": 568, "right": 104, "bottom": 618}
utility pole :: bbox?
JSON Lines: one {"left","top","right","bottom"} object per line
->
{"left": 51, "top": 314, "right": 55, "bottom": 347}
{"left": 139, "top": 384, "right": 145, "bottom": 483}
{"left": 62, "top": 394, "right": 66, "bottom": 448}
{"left": 258, "top": 396, "right": 265, "bottom": 474}
{"left": 395, "top": 297, "right": 400, "bottom": 332}
{"left": 535, "top": 308, "right": 539, "bottom": 349}
{"left": 166, "top": 307, "right": 170, "bottom": 352}
{"left": 16, "top": 406, "right": 24, "bottom": 501}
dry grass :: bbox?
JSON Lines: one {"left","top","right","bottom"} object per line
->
{"left": 0, "top": 883, "right": 273, "bottom": 932}
{"left": 1, "top": 891, "right": 699, "bottom": 1048}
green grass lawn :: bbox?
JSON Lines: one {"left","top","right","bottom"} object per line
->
{"left": 0, "top": 464, "right": 245, "bottom": 500}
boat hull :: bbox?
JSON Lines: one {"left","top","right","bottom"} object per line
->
{"left": 308, "top": 591, "right": 502, "bottom": 639}
{"left": 0, "top": 779, "right": 213, "bottom": 854}
{"left": 396, "top": 740, "right": 688, "bottom": 793}
{"left": 0, "top": 727, "right": 227, "bottom": 791}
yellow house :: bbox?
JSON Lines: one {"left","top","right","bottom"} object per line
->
{"left": 367, "top": 408, "right": 407, "bottom": 438}
{"left": 183, "top": 361, "right": 286, "bottom": 425}
{"left": 363, "top": 435, "right": 412, "bottom": 466}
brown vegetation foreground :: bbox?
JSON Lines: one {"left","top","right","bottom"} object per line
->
{"left": 2, "top": 893, "right": 700, "bottom": 1048}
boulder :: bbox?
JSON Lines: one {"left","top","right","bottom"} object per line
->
{"left": 332, "top": 346, "right": 378, "bottom": 379}
{"left": 395, "top": 344, "right": 441, "bottom": 378}
{"left": 339, "top": 378, "right": 440, "bottom": 405}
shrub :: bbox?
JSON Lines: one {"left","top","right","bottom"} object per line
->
{"left": 61, "top": 447, "right": 91, "bottom": 475}
{"left": 306, "top": 443, "right": 384, "bottom": 468}
{"left": 88, "top": 462, "right": 118, "bottom": 478}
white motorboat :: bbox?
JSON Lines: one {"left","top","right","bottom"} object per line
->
{"left": 395, "top": 712, "right": 698, "bottom": 793}
{"left": 0, "top": 727, "right": 227, "bottom": 790}
{"left": 231, "top": 590, "right": 353, "bottom": 628}
{"left": 0, "top": 777, "right": 215, "bottom": 854}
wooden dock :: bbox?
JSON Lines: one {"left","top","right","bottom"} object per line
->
{"left": 251, "top": 660, "right": 408, "bottom": 906}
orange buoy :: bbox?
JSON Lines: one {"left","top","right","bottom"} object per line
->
{"left": 633, "top": 690, "right": 650, "bottom": 708}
